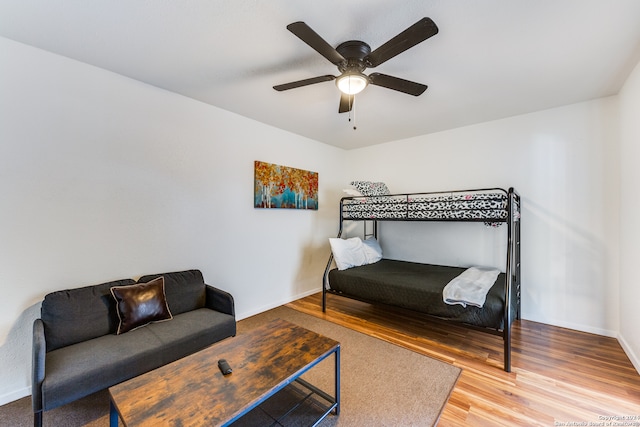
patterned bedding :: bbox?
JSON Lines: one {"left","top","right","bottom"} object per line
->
{"left": 342, "top": 189, "right": 511, "bottom": 221}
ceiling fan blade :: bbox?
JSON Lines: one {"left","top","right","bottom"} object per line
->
{"left": 339, "top": 93, "right": 354, "bottom": 113}
{"left": 273, "top": 75, "right": 336, "bottom": 91}
{"left": 369, "top": 73, "right": 428, "bottom": 96}
{"left": 365, "top": 17, "right": 438, "bottom": 68}
{"left": 287, "top": 22, "right": 346, "bottom": 66}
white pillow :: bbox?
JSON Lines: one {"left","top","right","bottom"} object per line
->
{"left": 329, "top": 237, "right": 367, "bottom": 270}
{"left": 329, "top": 237, "right": 383, "bottom": 270}
{"left": 342, "top": 188, "right": 364, "bottom": 197}
{"left": 362, "top": 237, "right": 383, "bottom": 264}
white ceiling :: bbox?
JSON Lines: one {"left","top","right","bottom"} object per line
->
{"left": 2, "top": 1, "right": 640, "bottom": 150}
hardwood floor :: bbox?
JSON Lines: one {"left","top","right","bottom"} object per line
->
{"left": 286, "top": 293, "right": 640, "bottom": 426}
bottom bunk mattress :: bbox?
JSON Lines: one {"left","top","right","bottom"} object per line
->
{"left": 327, "top": 259, "right": 515, "bottom": 330}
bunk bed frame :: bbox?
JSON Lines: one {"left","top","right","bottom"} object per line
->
{"left": 322, "top": 187, "right": 521, "bottom": 372}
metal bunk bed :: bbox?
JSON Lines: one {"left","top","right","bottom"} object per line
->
{"left": 322, "top": 187, "right": 521, "bottom": 372}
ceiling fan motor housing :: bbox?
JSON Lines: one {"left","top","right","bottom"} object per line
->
{"left": 336, "top": 40, "right": 371, "bottom": 73}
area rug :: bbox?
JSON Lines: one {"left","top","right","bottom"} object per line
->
{"left": 0, "top": 306, "right": 460, "bottom": 427}
{"left": 237, "top": 306, "right": 460, "bottom": 426}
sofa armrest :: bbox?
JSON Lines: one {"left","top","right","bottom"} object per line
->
{"left": 205, "top": 285, "right": 235, "bottom": 317}
{"left": 32, "top": 318, "right": 46, "bottom": 413}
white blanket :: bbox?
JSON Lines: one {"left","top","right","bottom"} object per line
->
{"left": 442, "top": 267, "right": 500, "bottom": 308}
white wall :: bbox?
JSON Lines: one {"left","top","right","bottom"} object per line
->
{"left": 0, "top": 37, "right": 347, "bottom": 404}
{"left": 344, "top": 97, "right": 621, "bottom": 338}
{"left": 618, "top": 59, "right": 640, "bottom": 372}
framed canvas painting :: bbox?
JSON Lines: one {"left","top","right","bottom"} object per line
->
{"left": 254, "top": 161, "right": 318, "bottom": 210}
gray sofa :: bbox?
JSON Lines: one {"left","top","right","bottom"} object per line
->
{"left": 32, "top": 269, "right": 236, "bottom": 427}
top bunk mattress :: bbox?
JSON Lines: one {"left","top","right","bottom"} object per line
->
{"left": 328, "top": 259, "right": 516, "bottom": 330}
{"left": 341, "top": 188, "right": 515, "bottom": 221}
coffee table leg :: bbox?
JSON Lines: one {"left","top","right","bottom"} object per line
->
{"left": 109, "top": 400, "right": 119, "bottom": 427}
{"left": 335, "top": 345, "right": 341, "bottom": 415}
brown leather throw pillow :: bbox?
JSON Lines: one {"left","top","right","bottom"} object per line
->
{"left": 110, "top": 276, "right": 173, "bottom": 335}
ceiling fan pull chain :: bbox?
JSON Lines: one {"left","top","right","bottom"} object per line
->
{"left": 347, "top": 96, "right": 357, "bottom": 130}
{"left": 352, "top": 97, "right": 357, "bottom": 130}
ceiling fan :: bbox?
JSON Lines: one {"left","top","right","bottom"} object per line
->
{"left": 273, "top": 18, "right": 439, "bottom": 113}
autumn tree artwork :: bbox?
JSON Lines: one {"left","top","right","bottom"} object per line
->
{"left": 254, "top": 161, "right": 318, "bottom": 209}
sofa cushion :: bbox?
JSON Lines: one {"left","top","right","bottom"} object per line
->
{"left": 41, "top": 308, "right": 236, "bottom": 410}
{"left": 110, "top": 277, "right": 173, "bottom": 334}
{"left": 137, "top": 270, "right": 206, "bottom": 316}
{"left": 145, "top": 307, "right": 236, "bottom": 359}
{"left": 42, "top": 321, "right": 165, "bottom": 410}
{"left": 41, "top": 278, "right": 135, "bottom": 352}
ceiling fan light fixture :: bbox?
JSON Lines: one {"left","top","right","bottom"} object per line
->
{"left": 336, "top": 72, "right": 368, "bottom": 95}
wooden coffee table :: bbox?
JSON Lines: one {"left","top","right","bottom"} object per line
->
{"left": 108, "top": 318, "right": 340, "bottom": 426}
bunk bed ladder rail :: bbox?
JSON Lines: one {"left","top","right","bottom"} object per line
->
{"left": 323, "top": 198, "right": 343, "bottom": 312}
{"left": 503, "top": 187, "right": 521, "bottom": 372}
{"left": 322, "top": 245, "right": 338, "bottom": 312}
{"left": 323, "top": 199, "right": 379, "bottom": 311}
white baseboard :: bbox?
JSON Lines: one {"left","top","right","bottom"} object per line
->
{"left": 236, "top": 288, "right": 319, "bottom": 321}
{"left": 543, "top": 318, "right": 617, "bottom": 338}
{"left": 618, "top": 333, "right": 640, "bottom": 375}
{"left": 0, "top": 385, "right": 30, "bottom": 407}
